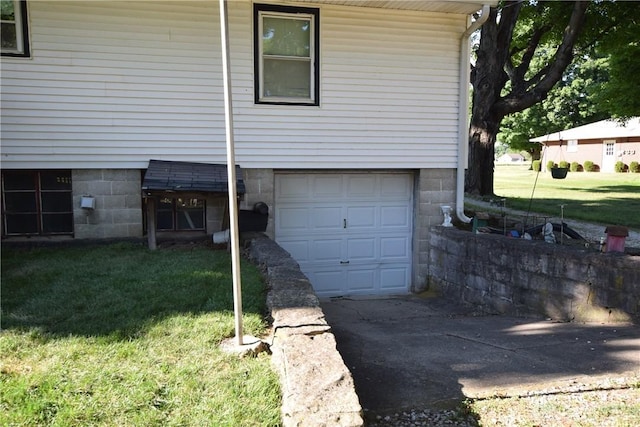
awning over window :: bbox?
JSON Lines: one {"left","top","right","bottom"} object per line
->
{"left": 142, "top": 159, "right": 245, "bottom": 195}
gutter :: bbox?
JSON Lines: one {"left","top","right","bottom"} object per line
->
{"left": 456, "top": 4, "right": 490, "bottom": 223}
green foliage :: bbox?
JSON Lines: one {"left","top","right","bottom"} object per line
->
{"left": 532, "top": 160, "right": 541, "bottom": 172}
{"left": 584, "top": 160, "right": 596, "bottom": 172}
{"left": 615, "top": 161, "right": 626, "bottom": 173}
{"left": 558, "top": 161, "right": 569, "bottom": 169}
{"left": 630, "top": 161, "right": 640, "bottom": 173}
{"left": 0, "top": 245, "right": 281, "bottom": 426}
{"left": 546, "top": 160, "right": 556, "bottom": 171}
{"left": 570, "top": 161, "right": 581, "bottom": 172}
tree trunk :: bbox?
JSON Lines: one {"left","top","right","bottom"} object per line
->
{"left": 465, "top": 119, "right": 499, "bottom": 196}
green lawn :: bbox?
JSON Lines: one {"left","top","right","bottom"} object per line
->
{"left": 489, "top": 164, "right": 640, "bottom": 230}
{"left": 0, "top": 243, "right": 281, "bottom": 426}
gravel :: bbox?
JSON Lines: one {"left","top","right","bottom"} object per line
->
{"left": 364, "top": 376, "right": 640, "bottom": 426}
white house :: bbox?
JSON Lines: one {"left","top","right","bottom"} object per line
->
{"left": 1, "top": 0, "right": 492, "bottom": 297}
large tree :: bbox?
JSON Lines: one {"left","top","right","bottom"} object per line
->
{"left": 467, "top": 0, "right": 640, "bottom": 195}
{"left": 466, "top": 1, "right": 589, "bottom": 195}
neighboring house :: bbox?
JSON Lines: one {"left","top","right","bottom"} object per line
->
{"left": 1, "top": 0, "right": 491, "bottom": 297}
{"left": 531, "top": 118, "right": 640, "bottom": 172}
{"left": 497, "top": 153, "right": 525, "bottom": 163}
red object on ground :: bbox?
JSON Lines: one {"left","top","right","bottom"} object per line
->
{"left": 605, "top": 226, "right": 629, "bottom": 253}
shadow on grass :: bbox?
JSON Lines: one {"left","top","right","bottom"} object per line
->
{"left": 0, "top": 242, "right": 267, "bottom": 340}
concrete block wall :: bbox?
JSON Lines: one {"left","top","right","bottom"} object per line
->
{"left": 73, "top": 169, "right": 143, "bottom": 239}
{"left": 413, "top": 168, "right": 456, "bottom": 293}
{"left": 429, "top": 227, "right": 640, "bottom": 321}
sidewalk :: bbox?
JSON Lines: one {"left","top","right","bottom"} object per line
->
{"left": 321, "top": 295, "right": 640, "bottom": 418}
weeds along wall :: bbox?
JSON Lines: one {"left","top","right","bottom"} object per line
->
{"left": 428, "top": 227, "right": 640, "bottom": 322}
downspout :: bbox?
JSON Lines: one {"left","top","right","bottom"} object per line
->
{"left": 456, "top": 4, "right": 490, "bottom": 223}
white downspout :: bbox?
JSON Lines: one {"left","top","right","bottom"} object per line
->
{"left": 456, "top": 4, "right": 490, "bottom": 223}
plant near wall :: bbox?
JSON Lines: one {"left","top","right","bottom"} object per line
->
{"left": 615, "top": 161, "right": 626, "bottom": 172}
{"left": 546, "top": 160, "right": 556, "bottom": 170}
{"left": 559, "top": 160, "right": 569, "bottom": 169}
{"left": 570, "top": 161, "right": 581, "bottom": 172}
{"left": 630, "top": 161, "right": 639, "bottom": 173}
{"left": 584, "top": 160, "right": 596, "bottom": 172}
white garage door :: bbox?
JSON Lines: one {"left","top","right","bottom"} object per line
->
{"left": 275, "top": 173, "right": 413, "bottom": 297}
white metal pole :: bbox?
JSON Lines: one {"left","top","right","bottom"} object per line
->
{"left": 219, "top": 0, "right": 243, "bottom": 346}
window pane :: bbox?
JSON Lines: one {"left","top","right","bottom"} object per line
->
{"left": 264, "top": 58, "right": 310, "bottom": 98}
{"left": 42, "top": 213, "right": 73, "bottom": 233}
{"left": 4, "top": 192, "right": 37, "bottom": 212}
{"left": 40, "top": 171, "right": 72, "bottom": 190}
{"left": 263, "top": 17, "right": 310, "bottom": 57}
{"left": 5, "top": 213, "right": 38, "bottom": 234}
{"left": 41, "top": 192, "right": 72, "bottom": 213}
{"left": 1, "top": 23, "right": 16, "bottom": 49}
{"left": 1, "top": 0, "right": 15, "bottom": 20}
{"left": 3, "top": 171, "right": 35, "bottom": 190}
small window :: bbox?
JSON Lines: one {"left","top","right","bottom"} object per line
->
{"left": 254, "top": 4, "right": 319, "bottom": 105}
{"left": 2, "top": 170, "right": 74, "bottom": 236}
{"left": 1, "top": 0, "right": 30, "bottom": 57}
{"left": 157, "top": 197, "right": 205, "bottom": 231}
{"left": 567, "top": 139, "right": 578, "bottom": 153}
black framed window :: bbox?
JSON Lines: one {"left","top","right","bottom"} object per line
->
{"left": 157, "top": 197, "right": 205, "bottom": 231}
{"left": 254, "top": 3, "right": 319, "bottom": 105}
{"left": 1, "top": 0, "right": 30, "bottom": 57}
{"left": 2, "top": 170, "right": 73, "bottom": 236}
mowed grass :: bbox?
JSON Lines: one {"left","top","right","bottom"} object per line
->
{"left": 0, "top": 243, "right": 281, "bottom": 426}
{"left": 492, "top": 164, "right": 640, "bottom": 230}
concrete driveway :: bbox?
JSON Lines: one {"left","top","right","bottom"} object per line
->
{"left": 320, "top": 295, "right": 640, "bottom": 415}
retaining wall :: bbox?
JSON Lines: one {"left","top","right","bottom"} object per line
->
{"left": 428, "top": 227, "right": 640, "bottom": 322}
{"left": 243, "top": 232, "right": 364, "bottom": 427}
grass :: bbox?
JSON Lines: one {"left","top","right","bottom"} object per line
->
{"left": 488, "top": 164, "right": 640, "bottom": 230}
{"left": 0, "top": 242, "right": 281, "bottom": 426}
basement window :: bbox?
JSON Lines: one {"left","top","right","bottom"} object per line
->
{"left": 2, "top": 170, "right": 73, "bottom": 236}
{"left": 157, "top": 197, "right": 205, "bottom": 231}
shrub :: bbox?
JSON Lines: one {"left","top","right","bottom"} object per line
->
{"left": 615, "top": 161, "right": 627, "bottom": 172}
{"left": 584, "top": 160, "right": 596, "bottom": 172}
{"left": 558, "top": 161, "right": 569, "bottom": 169}
{"left": 532, "top": 160, "right": 541, "bottom": 172}
{"left": 630, "top": 161, "right": 640, "bottom": 173}
{"left": 570, "top": 161, "right": 581, "bottom": 172}
{"left": 546, "top": 160, "right": 556, "bottom": 171}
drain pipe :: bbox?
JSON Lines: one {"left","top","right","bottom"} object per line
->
{"left": 456, "top": 4, "right": 490, "bottom": 223}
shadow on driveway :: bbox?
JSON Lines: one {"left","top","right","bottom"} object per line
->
{"left": 321, "top": 295, "right": 640, "bottom": 415}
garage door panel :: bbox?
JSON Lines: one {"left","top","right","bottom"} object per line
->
{"left": 312, "top": 239, "right": 343, "bottom": 261}
{"left": 381, "top": 237, "right": 409, "bottom": 258}
{"left": 313, "top": 176, "right": 343, "bottom": 199}
{"left": 311, "top": 207, "right": 343, "bottom": 230}
{"left": 381, "top": 205, "right": 411, "bottom": 228}
{"left": 278, "top": 207, "right": 309, "bottom": 230}
{"left": 381, "top": 175, "right": 412, "bottom": 199}
{"left": 278, "top": 239, "right": 309, "bottom": 262}
{"left": 277, "top": 175, "right": 309, "bottom": 200}
{"left": 380, "top": 267, "right": 410, "bottom": 291}
{"left": 347, "top": 206, "right": 376, "bottom": 228}
{"left": 347, "top": 269, "right": 376, "bottom": 291}
{"left": 347, "top": 238, "right": 376, "bottom": 260}
{"left": 309, "top": 270, "right": 345, "bottom": 296}
{"left": 346, "top": 175, "right": 377, "bottom": 198}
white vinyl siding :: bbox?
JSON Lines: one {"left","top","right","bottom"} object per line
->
{"left": 1, "top": 1, "right": 464, "bottom": 170}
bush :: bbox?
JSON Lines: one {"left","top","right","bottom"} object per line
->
{"left": 584, "top": 160, "right": 596, "bottom": 172}
{"left": 532, "top": 160, "right": 541, "bottom": 172}
{"left": 570, "top": 161, "right": 581, "bottom": 172}
{"left": 546, "top": 160, "right": 556, "bottom": 171}
{"left": 615, "top": 161, "right": 627, "bottom": 172}
{"left": 630, "top": 161, "right": 640, "bottom": 173}
{"left": 558, "top": 161, "right": 569, "bottom": 169}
